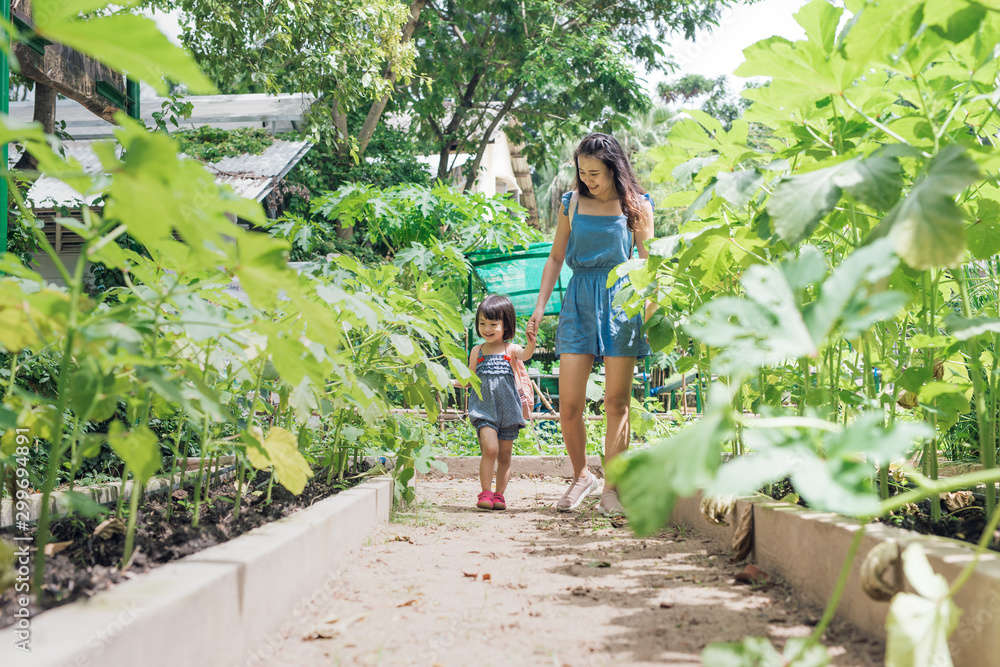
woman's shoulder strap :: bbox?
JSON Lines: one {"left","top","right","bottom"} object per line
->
{"left": 566, "top": 191, "right": 579, "bottom": 228}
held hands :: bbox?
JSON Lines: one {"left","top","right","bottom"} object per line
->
{"left": 527, "top": 309, "right": 543, "bottom": 344}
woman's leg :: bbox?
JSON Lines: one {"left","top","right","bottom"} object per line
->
{"left": 601, "top": 355, "right": 638, "bottom": 486}
{"left": 495, "top": 438, "right": 514, "bottom": 495}
{"left": 478, "top": 426, "right": 499, "bottom": 493}
{"left": 558, "top": 353, "right": 595, "bottom": 478}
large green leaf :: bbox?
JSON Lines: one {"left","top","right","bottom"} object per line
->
{"left": 246, "top": 426, "right": 313, "bottom": 495}
{"left": 767, "top": 165, "right": 843, "bottom": 244}
{"left": 715, "top": 169, "right": 764, "bottom": 209}
{"left": 33, "top": 2, "right": 215, "bottom": 95}
{"left": 967, "top": 199, "right": 1000, "bottom": 260}
{"left": 108, "top": 421, "right": 161, "bottom": 482}
{"left": 885, "top": 147, "right": 979, "bottom": 269}
{"left": 608, "top": 386, "right": 732, "bottom": 537}
{"left": 885, "top": 544, "right": 960, "bottom": 667}
{"left": 804, "top": 237, "right": 899, "bottom": 342}
{"left": 844, "top": 0, "right": 925, "bottom": 69}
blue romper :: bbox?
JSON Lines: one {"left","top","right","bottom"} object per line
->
{"left": 554, "top": 191, "right": 653, "bottom": 361}
{"left": 468, "top": 352, "right": 525, "bottom": 441}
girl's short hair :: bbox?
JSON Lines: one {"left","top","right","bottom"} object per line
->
{"left": 476, "top": 294, "right": 516, "bottom": 341}
{"left": 574, "top": 132, "right": 647, "bottom": 232}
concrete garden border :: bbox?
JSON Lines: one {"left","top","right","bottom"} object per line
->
{"left": 3, "top": 476, "right": 393, "bottom": 667}
{"left": 424, "top": 455, "right": 1000, "bottom": 666}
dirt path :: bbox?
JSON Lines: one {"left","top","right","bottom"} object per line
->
{"left": 267, "top": 476, "right": 884, "bottom": 666}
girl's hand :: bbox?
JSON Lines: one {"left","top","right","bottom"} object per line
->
{"left": 525, "top": 319, "right": 537, "bottom": 343}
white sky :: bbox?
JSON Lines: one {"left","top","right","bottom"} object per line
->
{"left": 644, "top": 0, "right": 810, "bottom": 95}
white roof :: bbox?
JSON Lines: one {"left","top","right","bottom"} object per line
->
{"left": 15, "top": 138, "right": 313, "bottom": 207}
{"left": 8, "top": 93, "right": 316, "bottom": 140}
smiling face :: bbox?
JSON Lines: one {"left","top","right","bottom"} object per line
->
{"left": 477, "top": 316, "right": 505, "bottom": 343}
{"left": 577, "top": 154, "right": 616, "bottom": 200}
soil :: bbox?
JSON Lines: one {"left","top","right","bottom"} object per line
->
{"left": 264, "top": 476, "right": 884, "bottom": 666}
{"left": 879, "top": 497, "right": 997, "bottom": 549}
{"left": 0, "top": 465, "right": 365, "bottom": 628}
{"left": 765, "top": 478, "right": 1000, "bottom": 553}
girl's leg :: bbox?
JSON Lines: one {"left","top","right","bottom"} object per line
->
{"left": 558, "top": 353, "right": 595, "bottom": 478}
{"left": 478, "top": 426, "right": 500, "bottom": 493}
{"left": 495, "top": 438, "right": 514, "bottom": 495}
{"left": 602, "top": 356, "right": 638, "bottom": 488}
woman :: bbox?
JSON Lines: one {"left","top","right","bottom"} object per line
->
{"left": 528, "top": 133, "right": 654, "bottom": 516}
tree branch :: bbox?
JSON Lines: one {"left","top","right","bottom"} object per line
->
{"left": 462, "top": 80, "right": 525, "bottom": 192}
{"left": 357, "top": 0, "right": 428, "bottom": 156}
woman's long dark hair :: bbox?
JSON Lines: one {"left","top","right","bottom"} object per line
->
{"left": 573, "top": 133, "right": 646, "bottom": 232}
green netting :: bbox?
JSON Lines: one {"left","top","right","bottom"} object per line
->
{"left": 467, "top": 242, "right": 572, "bottom": 317}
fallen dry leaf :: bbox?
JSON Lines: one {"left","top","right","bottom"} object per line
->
{"left": 93, "top": 517, "right": 126, "bottom": 540}
{"left": 659, "top": 602, "right": 673, "bottom": 609}
{"left": 942, "top": 491, "right": 975, "bottom": 512}
{"left": 304, "top": 611, "right": 370, "bottom": 640}
{"left": 171, "top": 489, "right": 188, "bottom": 500}
{"left": 395, "top": 598, "right": 419, "bottom": 607}
{"left": 482, "top": 573, "right": 491, "bottom": 582}
{"left": 463, "top": 571, "right": 478, "bottom": 578}
{"left": 734, "top": 564, "right": 770, "bottom": 586}
{"left": 44, "top": 540, "right": 73, "bottom": 556}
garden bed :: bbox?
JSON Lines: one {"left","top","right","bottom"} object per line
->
{"left": 0, "top": 463, "right": 376, "bottom": 629}
{"left": 0, "top": 475, "right": 392, "bottom": 667}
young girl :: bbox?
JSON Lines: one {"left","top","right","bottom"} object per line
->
{"left": 456, "top": 294, "right": 536, "bottom": 510}
{"left": 527, "top": 133, "right": 654, "bottom": 517}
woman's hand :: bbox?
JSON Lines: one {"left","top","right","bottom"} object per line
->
{"left": 527, "top": 309, "right": 544, "bottom": 344}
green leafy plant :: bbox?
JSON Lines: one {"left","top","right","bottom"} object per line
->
{"left": 608, "top": 1, "right": 1000, "bottom": 663}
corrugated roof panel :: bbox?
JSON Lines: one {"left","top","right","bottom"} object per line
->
{"left": 16, "top": 138, "right": 313, "bottom": 207}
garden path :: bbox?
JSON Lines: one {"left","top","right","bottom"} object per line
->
{"left": 267, "top": 476, "right": 884, "bottom": 666}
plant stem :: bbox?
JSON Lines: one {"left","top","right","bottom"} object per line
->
{"left": 953, "top": 268, "right": 996, "bottom": 515}
{"left": 121, "top": 474, "right": 144, "bottom": 568}
{"left": 31, "top": 247, "right": 87, "bottom": 595}
{"left": 810, "top": 525, "right": 865, "bottom": 643}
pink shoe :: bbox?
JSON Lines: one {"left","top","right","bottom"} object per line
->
{"left": 492, "top": 493, "right": 507, "bottom": 510}
{"left": 476, "top": 490, "right": 494, "bottom": 510}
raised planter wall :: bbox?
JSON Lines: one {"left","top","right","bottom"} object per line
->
{"left": 3, "top": 476, "right": 393, "bottom": 667}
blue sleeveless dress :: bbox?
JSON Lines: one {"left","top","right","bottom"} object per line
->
{"left": 554, "top": 191, "right": 653, "bottom": 361}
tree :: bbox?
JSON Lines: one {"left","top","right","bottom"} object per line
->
{"left": 149, "top": 0, "right": 424, "bottom": 158}
{"left": 407, "top": 0, "right": 732, "bottom": 191}
{"left": 656, "top": 74, "right": 749, "bottom": 129}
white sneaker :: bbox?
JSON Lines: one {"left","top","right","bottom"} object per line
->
{"left": 556, "top": 471, "right": 600, "bottom": 511}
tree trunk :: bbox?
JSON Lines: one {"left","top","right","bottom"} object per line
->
{"left": 462, "top": 81, "right": 525, "bottom": 193}
{"left": 357, "top": 0, "right": 427, "bottom": 157}
{"left": 434, "top": 70, "right": 484, "bottom": 180}
{"left": 14, "top": 83, "right": 57, "bottom": 171}
{"left": 330, "top": 98, "right": 350, "bottom": 155}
